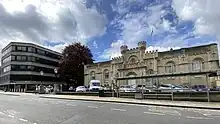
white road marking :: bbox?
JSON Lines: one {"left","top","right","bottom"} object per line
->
{"left": 19, "top": 118, "right": 28, "bottom": 122}
{"left": 66, "top": 104, "right": 76, "bottom": 106}
{"left": 88, "top": 106, "right": 98, "bottom": 109}
{"left": 186, "top": 116, "right": 213, "bottom": 120}
{"left": 203, "top": 114, "right": 220, "bottom": 118}
{"left": 7, "top": 114, "right": 14, "bottom": 118}
{"left": 144, "top": 111, "right": 165, "bottom": 116}
{"left": 111, "top": 108, "right": 126, "bottom": 112}
{"left": 0, "top": 111, "right": 5, "bottom": 115}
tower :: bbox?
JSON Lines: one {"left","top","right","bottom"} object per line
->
{"left": 120, "top": 45, "right": 128, "bottom": 55}
{"left": 138, "top": 41, "right": 146, "bottom": 51}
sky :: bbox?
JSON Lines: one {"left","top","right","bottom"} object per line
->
{"left": 0, "top": 0, "right": 219, "bottom": 63}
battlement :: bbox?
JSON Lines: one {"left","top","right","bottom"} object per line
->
{"left": 112, "top": 56, "right": 123, "bottom": 60}
{"left": 144, "top": 50, "right": 158, "bottom": 59}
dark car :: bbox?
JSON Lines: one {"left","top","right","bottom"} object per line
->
{"left": 191, "top": 85, "right": 208, "bottom": 92}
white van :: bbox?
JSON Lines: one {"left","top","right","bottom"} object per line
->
{"left": 89, "top": 80, "right": 102, "bottom": 91}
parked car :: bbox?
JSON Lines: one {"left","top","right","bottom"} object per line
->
{"left": 89, "top": 80, "right": 102, "bottom": 91}
{"left": 119, "top": 85, "right": 136, "bottom": 92}
{"left": 69, "top": 86, "right": 75, "bottom": 92}
{"left": 191, "top": 85, "right": 208, "bottom": 92}
{"left": 158, "top": 84, "right": 184, "bottom": 92}
{"left": 76, "top": 86, "right": 87, "bottom": 92}
{"left": 136, "top": 85, "right": 151, "bottom": 92}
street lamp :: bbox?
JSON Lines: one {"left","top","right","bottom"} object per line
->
{"left": 54, "top": 68, "right": 58, "bottom": 93}
{"left": 40, "top": 71, "right": 44, "bottom": 85}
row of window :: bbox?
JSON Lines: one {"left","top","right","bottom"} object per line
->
{"left": 2, "top": 55, "right": 59, "bottom": 66}
{"left": 10, "top": 65, "right": 56, "bottom": 74}
{"left": 3, "top": 45, "right": 61, "bottom": 60}
{"left": 0, "top": 75, "right": 59, "bottom": 82}
{"left": 2, "top": 56, "right": 11, "bottom": 64}
{"left": 3, "top": 66, "right": 11, "bottom": 73}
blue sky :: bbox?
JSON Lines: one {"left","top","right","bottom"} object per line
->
{"left": 0, "top": 0, "right": 219, "bottom": 62}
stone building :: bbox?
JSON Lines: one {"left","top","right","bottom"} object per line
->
{"left": 84, "top": 41, "right": 219, "bottom": 88}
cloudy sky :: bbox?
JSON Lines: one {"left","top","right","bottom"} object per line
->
{"left": 0, "top": 0, "right": 219, "bottom": 62}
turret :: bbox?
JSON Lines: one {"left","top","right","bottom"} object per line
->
{"left": 120, "top": 45, "right": 128, "bottom": 54}
{"left": 138, "top": 41, "right": 146, "bottom": 51}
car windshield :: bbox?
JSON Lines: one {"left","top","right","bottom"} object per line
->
{"left": 92, "top": 82, "right": 100, "bottom": 86}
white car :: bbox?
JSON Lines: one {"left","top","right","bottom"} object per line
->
{"left": 119, "top": 85, "right": 136, "bottom": 92}
{"left": 136, "top": 85, "right": 152, "bottom": 92}
{"left": 76, "top": 86, "right": 87, "bottom": 92}
{"left": 158, "top": 84, "right": 183, "bottom": 92}
{"left": 89, "top": 80, "right": 102, "bottom": 91}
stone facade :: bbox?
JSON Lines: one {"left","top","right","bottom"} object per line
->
{"left": 84, "top": 41, "right": 219, "bottom": 88}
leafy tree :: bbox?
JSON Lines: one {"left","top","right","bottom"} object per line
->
{"left": 59, "top": 42, "right": 93, "bottom": 86}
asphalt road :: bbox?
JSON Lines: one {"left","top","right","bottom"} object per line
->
{"left": 0, "top": 94, "right": 220, "bottom": 124}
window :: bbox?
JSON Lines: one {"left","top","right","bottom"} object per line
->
{"left": 11, "top": 55, "right": 16, "bottom": 61}
{"left": 192, "top": 59, "right": 203, "bottom": 71}
{"left": 32, "top": 47, "right": 36, "bottom": 53}
{"left": 21, "top": 56, "right": 27, "bottom": 61}
{"left": 27, "top": 56, "right": 32, "bottom": 61}
{"left": 3, "top": 66, "right": 11, "bottom": 73}
{"left": 165, "top": 62, "right": 176, "bottom": 73}
{"left": 17, "top": 46, "right": 22, "bottom": 51}
{"left": 20, "top": 65, "right": 26, "bottom": 70}
{"left": 2, "top": 47, "right": 12, "bottom": 57}
{"left": 28, "top": 47, "right": 32, "bottom": 52}
{"left": 2, "top": 56, "right": 11, "bottom": 64}
{"left": 104, "top": 70, "right": 109, "bottom": 79}
{"left": 12, "top": 46, "right": 16, "bottom": 51}
{"left": 91, "top": 71, "right": 95, "bottom": 80}
{"left": 22, "top": 46, "right": 26, "bottom": 51}
{"left": 17, "top": 56, "right": 22, "bottom": 61}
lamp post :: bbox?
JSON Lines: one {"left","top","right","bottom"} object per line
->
{"left": 40, "top": 71, "right": 44, "bottom": 84}
{"left": 54, "top": 68, "right": 58, "bottom": 94}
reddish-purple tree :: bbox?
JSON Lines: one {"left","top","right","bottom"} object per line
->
{"left": 59, "top": 42, "right": 93, "bottom": 86}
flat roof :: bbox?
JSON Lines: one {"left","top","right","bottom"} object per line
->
{"left": 2, "top": 42, "right": 62, "bottom": 55}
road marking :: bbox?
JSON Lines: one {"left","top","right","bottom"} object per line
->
{"left": 19, "top": 118, "right": 28, "bottom": 122}
{"left": 203, "top": 114, "right": 220, "bottom": 118}
{"left": 186, "top": 116, "right": 213, "bottom": 120}
{"left": 144, "top": 111, "right": 165, "bottom": 116}
{"left": 88, "top": 106, "right": 98, "bottom": 109}
{"left": 66, "top": 104, "right": 76, "bottom": 106}
{"left": 111, "top": 108, "right": 126, "bottom": 112}
{"left": 0, "top": 111, "right": 5, "bottom": 115}
{"left": 7, "top": 114, "right": 14, "bottom": 118}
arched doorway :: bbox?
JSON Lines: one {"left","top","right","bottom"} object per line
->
{"left": 126, "top": 72, "right": 137, "bottom": 88}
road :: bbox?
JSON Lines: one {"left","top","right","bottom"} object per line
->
{"left": 0, "top": 94, "right": 220, "bottom": 124}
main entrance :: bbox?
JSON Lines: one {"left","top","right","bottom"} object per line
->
{"left": 126, "top": 72, "right": 137, "bottom": 88}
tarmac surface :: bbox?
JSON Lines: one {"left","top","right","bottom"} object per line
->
{"left": 0, "top": 93, "right": 220, "bottom": 124}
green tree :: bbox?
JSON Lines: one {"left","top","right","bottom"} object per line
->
{"left": 59, "top": 42, "right": 93, "bottom": 86}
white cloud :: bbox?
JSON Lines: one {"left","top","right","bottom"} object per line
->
{"left": 99, "top": 2, "right": 170, "bottom": 59}
{"left": 172, "top": 0, "right": 220, "bottom": 39}
{"left": 0, "top": 0, "right": 107, "bottom": 60}
{"left": 93, "top": 40, "right": 98, "bottom": 48}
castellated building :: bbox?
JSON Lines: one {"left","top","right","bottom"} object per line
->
{"left": 84, "top": 41, "right": 219, "bottom": 88}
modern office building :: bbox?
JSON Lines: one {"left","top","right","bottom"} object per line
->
{"left": 0, "top": 42, "right": 62, "bottom": 92}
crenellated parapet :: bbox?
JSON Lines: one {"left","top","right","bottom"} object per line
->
{"left": 144, "top": 50, "right": 158, "bottom": 59}
{"left": 112, "top": 56, "right": 123, "bottom": 63}
{"left": 138, "top": 41, "right": 146, "bottom": 50}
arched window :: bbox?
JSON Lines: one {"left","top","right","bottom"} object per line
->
{"left": 165, "top": 61, "right": 176, "bottom": 73}
{"left": 148, "top": 69, "right": 154, "bottom": 75}
{"left": 192, "top": 58, "right": 204, "bottom": 71}
{"left": 103, "top": 69, "right": 109, "bottom": 79}
{"left": 90, "top": 71, "right": 96, "bottom": 80}
{"left": 128, "top": 55, "right": 138, "bottom": 64}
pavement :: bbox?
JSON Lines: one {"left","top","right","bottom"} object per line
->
{"left": 1, "top": 91, "right": 220, "bottom": 110}
{"left": 1, "top": 92, "right": 220, "bottom": 124}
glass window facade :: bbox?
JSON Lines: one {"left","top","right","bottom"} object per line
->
{"left": 3, "top": 66, "right": 11, "bottom": 73}
{"left": 2, "top": 56, "right": 11, "bottom": 64}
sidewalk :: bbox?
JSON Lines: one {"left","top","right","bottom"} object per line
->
{"left": 1, "top": 91, "right": 220, "bottom": 110}
{"left": 39, "top": 94, "right": 220, "bottom": 110}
